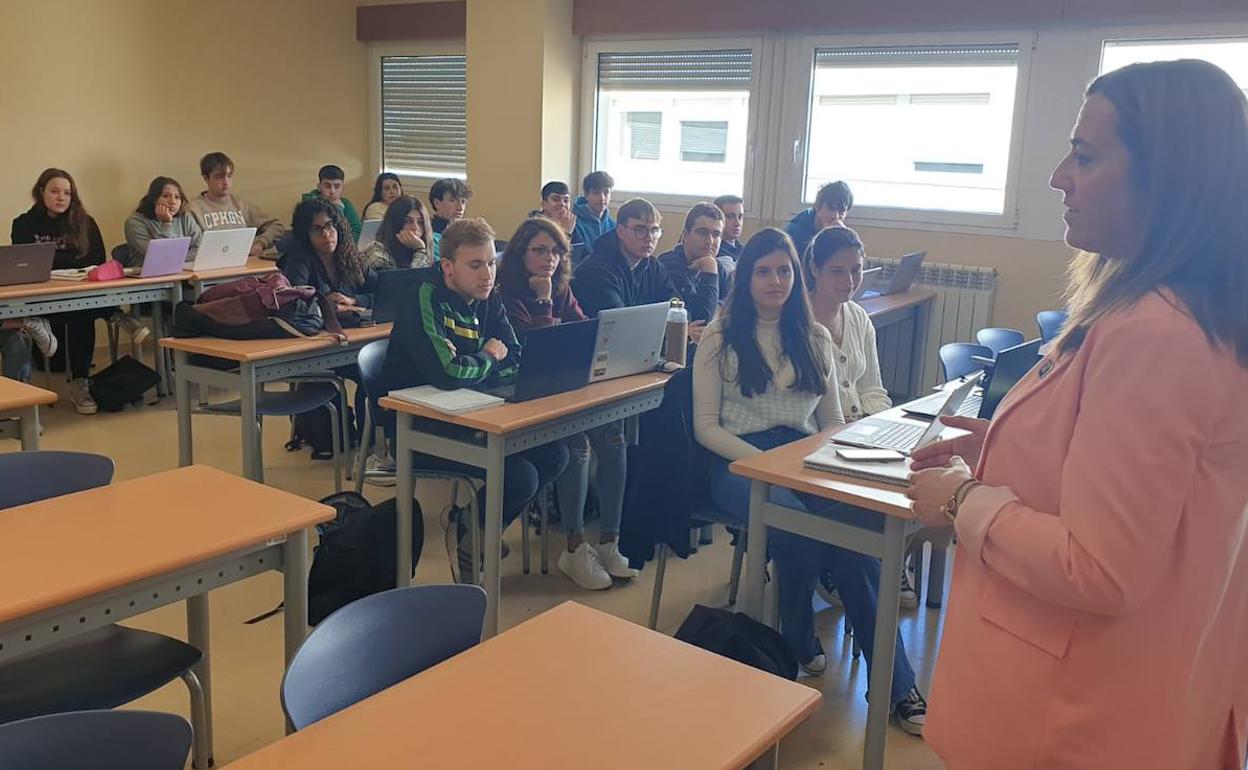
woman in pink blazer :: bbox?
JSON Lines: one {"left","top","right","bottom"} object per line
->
{"left": 907, "top": 59, "right": 1248, "bottom": 770}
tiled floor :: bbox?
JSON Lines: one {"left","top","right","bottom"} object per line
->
{"left": 8, "top": 371, "right": 948, "bottom": 769}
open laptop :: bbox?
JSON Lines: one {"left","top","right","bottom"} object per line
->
{"left": 371, "top": 268, "right": 425, "bottom": 325}
{"left": 124, "top": 237, "right": 191, "bottom": 278}
{"left": 192, "top": 227, "right": 256, "bottom": 270}
{"left": 902, "top": 339, "right": 1042, "bottom": 421}
{"left": 858, "top": 251, "right": 925, "bottom": 300}
{"left": 832, "top": 372, "right": 982, "bottom": 455}
{"left": 850, "top": 267, "right": 884, "bottom": 302}
{"left": 588, "top": 301, "right": 669, "bottom": 383}
{"left": 477, "top": 319, "right": 600, "bottom": 402}
{"left": 0, "top": 243, "right": 55, "bottom": 286}
{"left": 357, "top": 219, "right": 382, "bottom": 251}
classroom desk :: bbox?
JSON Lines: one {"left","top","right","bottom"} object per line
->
{"left": 0, "top": 376, "right": 56, "bottom": 450}
{"left": 222, "top": 601, "right": 821, "bottom": 770}
{"left": 162, "top": 325, "right": 391, "bottom": 482}
{"left": 860, "top": 289, "right": 935, "bottom": 402}
{"left": 379, "top": 372, "right": 670, "bottom": 637}
{"left": 187, "top": 258, "right": 279, "bottom": 298}
{"left": 0, "top": 274, "right": 187, "bottom": 395}
{"left": 0, "top": 465, "right": 333, "bottom": 758}
{"left": 730, "top": 418, "right": 919, "bottom": 770}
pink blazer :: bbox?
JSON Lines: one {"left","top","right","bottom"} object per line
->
{"left": 926, "top": 292, "right": 1248, "bottom": 770}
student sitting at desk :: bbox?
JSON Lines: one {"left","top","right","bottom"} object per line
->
{"left": 714, "top": 194, "right": 746, "bottom": 266}
{"left": 573, "top": 197, "right": 679, "bottom": 319}
{"left": 785, "top": 180, "right": 852, "bottom": 259}
{"left": 10, "top": 168, "right": 140, "bottom": 414}
{"left": 123, "top": 176, "right": 203, "bottom": 266}
{"left": 496, "top": 217, "right": 634, "bottom": 590}
{"left": 362, "top": 172, "right": 403, "bottom": 222}
{"left": 428, "top": 178, "right": 472, "bottom": 235}
{"left": 362, "top": 196, "right": 434, "bottom": 272}
{"left": 301, "top": 165, "right": 362, "bottom": 241}
{"left": 187, "top": 152, "right": 287, "bottom": 259}
{"left": 657, "top": 202, "right": 729, "bottom": 328}
{"left": 382, "top": 218, "right": 568, "bottom": 580}
{"left": 528, "top": 181, "right": 586, "bottom": 268}
{"left": 692, "top": 227, "right": 927, "bottom": 735}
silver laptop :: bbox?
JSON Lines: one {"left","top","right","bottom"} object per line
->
{"left": 192, "top": 227, "right": 256, "bottom": 270}
{"left": 832, "top": 372, "right": 982, "bottom": 455}
{"left": 588, "top": 301, "right": 669, "bottom": 382}
{"left": 0, "top": 243, "right": 55, "bottom": 286}
{"left": 858, "top": 251, "right": 926, "bottom": 300}
{"left": 850, "top": 267, "right": 884, "bottom": 302}
{"left": 357, "top": 219, "right": 382, "bottom": 250}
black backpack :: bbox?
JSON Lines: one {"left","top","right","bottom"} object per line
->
{"left": 89, "top": 355, "right": 161, "bottom": 412}
{"left": 307, "top": 492, "right": 424, "bottom": 626}
{"left": 674, "top": 604, "right": 799, "bottom": 680}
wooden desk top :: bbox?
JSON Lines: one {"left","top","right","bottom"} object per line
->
{"left": 189, "top": 258, "right": 278, "bottom": 283}
{"left": 223, "top": 601, "right": 820, "bottom": 770}
{"left": 0, "top": 376, "right": 57, "bottom": 411}
{"left": 0, "top": 465, "right": 333, "bottom": 625}
{"left": 860, "top": 288, "right": 936, "bottom": 318}
{"left": 161, "top": 324, "right": 391, "bottom": 363}
{"left": 730, "top": 429, "right": 915, "bottom": 519}
{"left": 379, "top": 371, "right": 670, "bottom": 435}
{"left": 0, "top": 273, "right": 189, "bottom": 301}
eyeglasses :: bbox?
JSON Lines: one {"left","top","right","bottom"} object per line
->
{"left": 627, "top": 225, "right": 662, "bottom": 240}
{"left": 309, "top": 222, "right": 338, "bottom": 238}
{"left": 526, "top": 244, "right": 566, "bottom": 258}
{"left": 691, "top": 227, "right": 723, "bottom": 239}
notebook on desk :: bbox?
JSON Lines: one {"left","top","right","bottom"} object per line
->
{"left": 803, "top": 443, "right": 913, "bottom": 487}
{"left": 387, "top": 385, "right": 503, "bottom": 414}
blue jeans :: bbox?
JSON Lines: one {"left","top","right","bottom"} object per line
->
{"left": 556, "top": 421, "right": 627, "bottom": 538}
{"left": 709, "top": 426, "right": 916, "bottom": 708}
{"left": 0, "top": 329, "right": 32, "bottom": 382}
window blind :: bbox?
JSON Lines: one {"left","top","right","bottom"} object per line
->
{"left": 815, "top": 44, "right": 1019, "bottom": 68}
{"left": 597, "top": 49, "right": 752, "bottom": 91}
{"left": 381, "top": 55, "right": 467, "bottom": 176}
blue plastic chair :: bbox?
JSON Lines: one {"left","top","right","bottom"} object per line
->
{"left": 0, "top": 710, "right": 191, "bottom": 770}
{"left": 939, "top": 342, "right": 994, "bottom": 382}
{"left": 1036, "top": 310, "right": 1068, "bottom": 344}
{"left": 975, "top": 327, "right": 1026, "bottom": 356}
{"left": 282, "top": 584, "right": 487, "bottom": 729}
{"left": 0, "top": 452, "right": 210, "bottom": 769}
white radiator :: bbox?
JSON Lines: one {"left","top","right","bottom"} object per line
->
{"left": 864, "top": 257, "right": 998, "bottom": 394}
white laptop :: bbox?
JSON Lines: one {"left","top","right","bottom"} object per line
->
{"left": 831, "top": 372, "right": 982, "bottom": 455}
{"left": 191, "top": 227, "right": 256, "bottom": 270}
{"left": 357, "top": 219, "right": 382, "bottom": 250}
{"left": 588, "top": 301, "right": 669, "bottom": 382}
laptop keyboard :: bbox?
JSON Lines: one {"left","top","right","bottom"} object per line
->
{"left": 867, "top": 422, "right": 927, "bottom": 451}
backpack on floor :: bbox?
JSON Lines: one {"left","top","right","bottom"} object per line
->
{"left": 674, "top": 604, "right": 798, "bottom": 680}
{"left": 307, "top": 492, "right": 424, "bottom": 626}
{"left": 89, "top": 355, "right": 161, "bottom": 412}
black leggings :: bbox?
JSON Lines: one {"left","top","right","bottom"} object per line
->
{"left": 49, "top": 308, "right": 113, "bottom": 380}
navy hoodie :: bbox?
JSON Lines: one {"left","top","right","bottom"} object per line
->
{"left": 784, "top": 209, "right": 820, "bottom": 258}
{"left": 572, "top": 229, "right": 680, "bottom": 319}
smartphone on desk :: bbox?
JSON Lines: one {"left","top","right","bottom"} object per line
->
{"left": 835, "top": 448, "right": 906, "bottom": 463}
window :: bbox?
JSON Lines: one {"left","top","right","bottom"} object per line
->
{"left": 590, "top": 46, "right": 755, "bottom": 198}
{"left": 801, "top": 44, "right": 1021, "bottom": 215}
{"left": 379, "top": 54, "right": 467, "bottom": 178}
{"left": 1101, "top": 37, "right": 1248, "bottom": 93}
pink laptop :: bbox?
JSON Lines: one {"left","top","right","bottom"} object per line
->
{"left": 137, "top": 237, "right": 192, "bottom": 278}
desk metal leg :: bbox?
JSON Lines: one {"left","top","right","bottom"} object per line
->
{"left": 175, "top": 351, "right": 193, "bottom": 467}
{"left": 482, "top": 434, "right": 505, "bottom": 638}
{"left": 18, "top": 405, "right": 38, "bottom": 451}
{"left": 186, "top": 593, "right": 214, "bottom": 756}
{"left": 747, "top": 743, "right": 779, "bottom": 770}
{"left": 239, "top": 362, "right": 262, "bottom": 483}
{"left": 283, "top": 528, "right": 310, "bottom": 665}
{"left": 395, "top": 418, "right": 414, "bottom": 587}
{"left": 743, "top": 480, "right": 770, "bottom": 619}
{"left": 151, "top": 296, "right": 168, "bottom": 397}
{"left": 862, "top": 515, "right": 906, "bottom": 770}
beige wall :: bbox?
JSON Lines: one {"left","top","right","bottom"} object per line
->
{"left": 0, "top": 0, "right": 371, "bottom": 250}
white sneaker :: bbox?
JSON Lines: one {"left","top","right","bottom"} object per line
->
{"left": 798, "top": 639, "right": 827, "bottom": 678}
{"left": 594, "top": 541, "right": 638, "bottom": 579}
{"left": 558, "top": 543, "right": 611, "bottom": 590}
{"left": 70, "top": 378, "right": 97, "bottom": 415}
{"left": 20, "top": 317, "right": 57, "bottom": 358}
{"left": 364, "top": 454, "right": 397, "bottom": 487}
{"left": 110, "top": 310, "right": 150, "bottom": 345}
{"left": 900, "top": 570, "right": 919, "bottom": 610}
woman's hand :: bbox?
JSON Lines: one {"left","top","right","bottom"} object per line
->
{"left": 906, "top": 457, "right": 973, "bottom": 527}
{"left": 528, "top": 275, "right": 553, "bottom": 302}
{"left": 327, "top": 292, "right": 354, "bottom": 306}
{"left": 154, "top": 202, "right": 176, "bottom": 223}
{"left": 397, "top": 228, "right": 426, "bottom": 251}
{"left": 909, "top": 415, "right": 990, "bottom": 471}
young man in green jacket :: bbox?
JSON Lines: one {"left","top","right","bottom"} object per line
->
{"left": 301, "top": 164, "right": 362, "bottom": 241}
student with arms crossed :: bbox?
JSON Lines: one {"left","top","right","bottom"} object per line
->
{"left": 495, "top": 217, "right": 634, "bottom": 589}
{"left": 187, "top": 152, "right": 287, "bottom": 259}
{"left": 382, "top": 218, "right": 568, "bottom": 579}
{"left": 301, "top": 165, "right": 361, "bottom": 241}
{"left": 693, "top": 227, "right": 927, "bottom": 734}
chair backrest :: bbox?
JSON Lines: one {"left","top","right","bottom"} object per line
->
{"left": 0, "top": 710, "right": 191, "bottom": 770}
{"left": 0, "top": 451, "right": 114, "bottom": 510}
{"left": 356, "top": 339, "right": 390, "bottom": 402}
{"left": 282, "top": 584, "right": 487, "bottom": 729}
{"left": 1036, "top": 309, "right": 1068, "bottom": 344}
{"left": 939, "top": 343, "right": 994, "bottom": 381}
{"left": 975, "top": 327, "right": 1026, "bottom": 355}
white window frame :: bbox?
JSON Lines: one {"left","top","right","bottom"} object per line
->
{"left": 774, "top": 30, "right": 1037, "bottom": 234}
{"left": 579, "top": 36, "right": 769, "bottom": 219}
{"left": 1089, "top": 20, "right": 1248, "bottom": 81}
{"left": 369, "top": 40, "right": 468, "bottom": 201}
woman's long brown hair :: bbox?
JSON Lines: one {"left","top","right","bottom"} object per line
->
{"left": 31, "top": 168, "right": 92, "bottom": 259}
